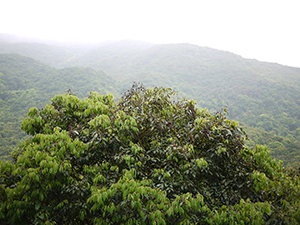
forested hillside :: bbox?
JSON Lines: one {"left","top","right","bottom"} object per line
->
{"left": 64, "top": 42, "right": 300, "bottom": 165}
{"left": 118, "top": 44, "right": 300, "bottom": 158}
{"left": 0, "top": 54, "right": 119, "bottom": 160}
{"left": 0, "top": 37, "right": 299, "bottom": 165}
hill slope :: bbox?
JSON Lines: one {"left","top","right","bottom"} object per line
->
{"left": 0, "top": 54, "right": 119, "bottom": 160}
{"left": 64, "top": 43, "right": 300, "bottom": 164}
{"left": 65, "top": 42, "right": 300, "bottom": 140}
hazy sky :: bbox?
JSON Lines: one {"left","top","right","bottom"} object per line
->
{"left": 1, "top": 0, "right": 300, "bottom": 67}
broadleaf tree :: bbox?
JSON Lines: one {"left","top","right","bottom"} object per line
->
{"left": 1, "top": 83, "right": 300, "bottom": 224}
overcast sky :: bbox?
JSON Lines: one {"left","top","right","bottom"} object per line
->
{"left": 1, "top": 0, "right": 300, "bottom": 67}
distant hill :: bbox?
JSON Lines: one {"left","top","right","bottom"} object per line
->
{"left": 0, "top": 53, "right": 119, "bottom": 160}
{"left": 0, "top": 33, "right": 47, "bottom": 43}
{"left": 0, "top": 42, "right": 94, "bottom": 68}
{"left": 63, "top": 42, "right": 300, "bottom": 140}
{"left": 0, "top": 34, "right": 153, "bottom": 69}
{"left": 63, "top": 40, "right": 155, "bottom": 73}
{"left": 0, "top": 39, "right": 299, "bottom": 165}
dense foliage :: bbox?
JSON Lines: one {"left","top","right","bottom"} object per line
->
{"left": 1, "top": 85, "right": 300, "bottom": 224}
{"left": 243, "top": 124, "right": 300, "bottom": 165}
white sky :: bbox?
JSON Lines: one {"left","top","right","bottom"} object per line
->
{"left": 1, "top": 0, "right": 300, "bottom": 67}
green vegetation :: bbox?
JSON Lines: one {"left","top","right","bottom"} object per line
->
{"left": 1, "top": 85, "right": 300, "bottom": 224}
{"left": 242, "top": 124, "right": 300, "bottom": 165}
{"left": 0, "top": 39, "right": 300, "bottom": 166}
{"left": 0, "top": 54, "right": 119, "bottom": 160}
{"left": 46, "top": 41, "right": 300, "bottom": 148}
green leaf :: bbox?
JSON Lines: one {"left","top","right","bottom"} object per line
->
{"left": 35, "top": 202, "right": 41, "bottom": 211}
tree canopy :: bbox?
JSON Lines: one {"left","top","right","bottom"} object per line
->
{"left": 1, "top": 84, "right": 300, "bottom": 224}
